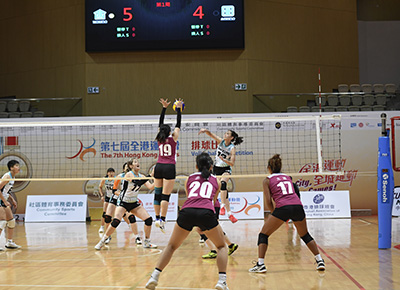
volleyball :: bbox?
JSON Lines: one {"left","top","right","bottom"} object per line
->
{"left": 173, "top": 100, "right": 185, "bottom": 111}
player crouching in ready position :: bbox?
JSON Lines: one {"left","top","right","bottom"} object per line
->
{"left": 95, "top": 158, "right": 156, "bottom": 250}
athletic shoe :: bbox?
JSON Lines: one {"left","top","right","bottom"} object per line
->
{"left": 5, "top": 241, "right": 21, "bottom": 249}
{"left": 135, "top": 236, "right": 142, "bottom": 245}
{"left": 215, "top": 280, "right": 229, "bottom": 290}
{"left": 202, "top": 251, "right": 217, "bottom": 259}
{"left": 220, "top": 206, "right": 226, "bottom": 216}
{"left": 228, "top": 214, "right": 238, "bottom": 223}
{"left": 0, "top": 247, "right": 4, "bottom": 251}
{"left": 156, "top": 220, "right": 166, "bottom": 234}
{"left": 94, "top": 240, "right": 105, "bottom": 250}
{"left": 155, "top": 218, "right": 161, "bottom": 228}
{"left": 98, "top": 225, "right": 105, "bottom": 233}
{"left": 249, "top": 262, "right": 267, "bottom": 273}
{"left": 145, "top": 276, "right": 158, "bottom": 290}
{"left": 316, "top": 259, "right": 326, "bottom": 271}
{"left": 199, "top": 238, "right": 205, "bottom": 244}
{"left": 104, "top": 236, "right": 112, "bottom": 245}
{"left": 143, "top": 239, "right": 158, "bottom": 249}
{"left": 228, "top": 244, "right": 238, "bottom": 256}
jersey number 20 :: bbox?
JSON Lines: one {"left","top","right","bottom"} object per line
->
{"left": 188, "top": 181, "right": 213, "bottom": 198}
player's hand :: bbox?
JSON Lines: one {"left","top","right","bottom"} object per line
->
{"left": 160, "top": 98, "right": 171, "bottom": 108}
{"left": 219, "top": 156, "right": 224, "bottom": 161}
{"left": 4, "top": 201, "right": 10, "bottom": 207}
{"left": 198, "top": 128, "right": 208, "bottom": 135}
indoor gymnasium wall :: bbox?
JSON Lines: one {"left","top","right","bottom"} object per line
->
{"left": 0, "top": 0, "right": 359, "bottom": 116}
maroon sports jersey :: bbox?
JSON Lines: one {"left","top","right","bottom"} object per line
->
{"left": 157, "top": 135, "right": 177, "bottom": 164}
{"left": 182, "top": 172, "right": 219, "bottom": 212}
{"left": 268, "top": 173, "right": 302, "bottom": 208}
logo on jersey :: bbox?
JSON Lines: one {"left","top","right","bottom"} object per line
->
{"left": 66, "top": 138, "right": 96, "bottom": 161}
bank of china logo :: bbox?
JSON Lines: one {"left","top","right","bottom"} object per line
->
{"left": 275, "top": 122, "right": 281, "bottom": 129}
{"left": 93, "top": 9, "right": 108, "bottom": 24}
{"left": 67, "top": 139, "right": 96, "bottom": 161}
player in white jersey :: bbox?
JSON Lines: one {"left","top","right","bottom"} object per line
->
{"left": 0, "top": 160, "right": 22, "bottom": 249}
{"left": 198, "top": 129, "right": 244, "bottom": 223}
{"left": 98, "top": 168, "right": 115, "bottom": 233}
{"left": 102, "top": 163, "right": 140, "bottom": 245}
{"left": 95, "top": 159, "right": 156, "bottom": 250}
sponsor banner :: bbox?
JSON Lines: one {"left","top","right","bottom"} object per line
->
{"left": 218, "top": 192, "right": 264, "bottom": 220}
{"left": 25, "top": 195, "right": 87, "bottom": 222}
{"left": 300, "top": 190, "right": 351, "bottom": 218}
{"left": 138, "top": 193, "right": 178, "bottom": 221}
{"left": 25, "top": 222, "right": 87, "bottom": 247}
{"left": 393, "top": 186, "right": 400, "bottom": 216}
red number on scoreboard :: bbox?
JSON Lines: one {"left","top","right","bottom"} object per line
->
{"left": 193, "top": 6, "right": 204, "bottom": 19}
{"left": 123, "top": 7, "right": 133, "bottom": 21}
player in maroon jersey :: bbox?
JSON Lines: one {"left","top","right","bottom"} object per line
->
{"left": 146, "top": 152, "right": 229, "bottom": 290}
{"left": 249, "top": 154, "right": 325, "bottom": 273}
{"left": 153, "top": 98, "right": 183, "bottom": 233}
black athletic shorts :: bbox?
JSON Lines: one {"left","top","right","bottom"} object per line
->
{"left": 272, "top": 205, "right": 306, "bottom": 222}
{"left": 213, "top": 166, "right": 231, "bottom": 176}
{"left": 109, "top": 196, "right": 118, "bottom": 206}
{"left": 118, "top": 200, "right": 141, "bottom": 212}
{"left": 104, "top": 196, "right": 110, "bottom": 203}
{"left": 177, "top": 208, "right": 219, "bottom": 231}
{"left": 214, "top": 206, "right": 220, "bottom": 220}
{"left": 154, "top": 163, "right": 176, "bottom": 180}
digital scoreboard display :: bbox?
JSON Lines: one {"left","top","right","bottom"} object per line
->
{"left": 85, "top": 0, "right": 244, "bottom": 52}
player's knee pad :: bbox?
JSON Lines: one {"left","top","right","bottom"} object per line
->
{"left": 104, "top": 215, "right": 112, "bottom": 224}
{"left": 154, "top": 187, "right": 162, "bottom": 205}
{"left": 0, "top": 220, "right": 6, "bottom": 230}
{"left": 144, "top": 216, "right": 153, "bottom": 226}
{"left": 301, "top": 232, "right": 314, "bottom": 244}
{"left": 102, "top": 212, "right": 106, "bottom": 218}
{"left": 200, "top": 234, "right": 208, "bottom": 242}
{"left": 161, "top": 193, "right": 171, "bottom": 202}
{"left": 128, "top": 215, "right": 136, "bottom": 224}
{"left": 221, "top": 181, "right": 227, "bottom": 191}
{"left": 6, "top": 218, "right": 15, "bottom": 229}
{"left": 111, "top": 218, "right": 121, "bottom": 228}
{"left": 257, "top": 233, "right": 269, "bottom": 245}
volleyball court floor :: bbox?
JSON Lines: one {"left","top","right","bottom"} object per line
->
{"left": 0, "top": 216, "right": 399, "bottom": 290}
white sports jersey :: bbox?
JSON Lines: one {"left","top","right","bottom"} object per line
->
{"left": 119, "top": 171, "right": 147, "bottom": 203}
{"left": 104, "top": 179, "right": 114, "bottom": 199}
{"left": 215, "top": 141, "right": 234, "bottom": 167}
{"left": 1, "top": 172, "right": 14, "bottom": 200}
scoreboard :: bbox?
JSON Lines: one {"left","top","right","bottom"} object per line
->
{"left": 85, "top": 0, "right": 244, "bottom": 52}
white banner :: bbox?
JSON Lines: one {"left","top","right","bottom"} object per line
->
{"left": 300, "top": 190, "right": 351, "bottom": 219}
{"left": 138, "top": 193, "right": 178, "bottom": 221}
{"left": 393, "top": 187, "right": 400, "bottom": 217}
{"left": 219, "top": 192, "right": 264, "bottom": 220}
{"left": 25, "top": 195, "right": 87, "bottom": 222}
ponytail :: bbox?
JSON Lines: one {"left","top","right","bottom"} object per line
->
{"left": 196, "top": 152, "right": 213, "bottom": 179}
{"left": 229, "top": 130, "right": 243, "bottom": 145}
{"left": 156, "top": 124, "right": 171, "bottom": 143}
{"left": 268, "top": 154, "right": 282, "bottom": 173}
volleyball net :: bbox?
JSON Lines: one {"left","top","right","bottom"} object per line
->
{"left": 0, "top": 114, "right": 342, "bottom": 189}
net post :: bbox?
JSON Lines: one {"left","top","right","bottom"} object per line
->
{"left": 377, "top": 113, "right": 394, "bottom": 249}
{"left": 315, "top": 116, "right": 323, "bottom": 174}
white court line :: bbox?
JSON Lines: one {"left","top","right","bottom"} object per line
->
{"left": 0, "top": 285, "right": 214, "bottom": 290}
